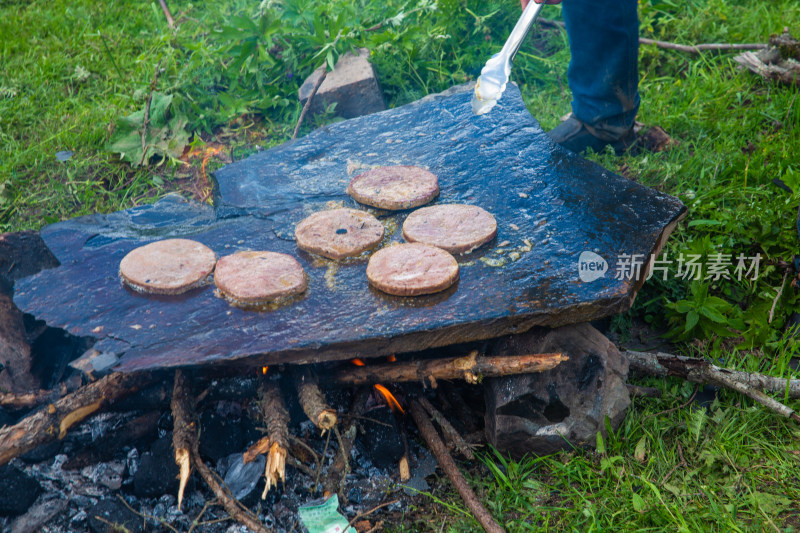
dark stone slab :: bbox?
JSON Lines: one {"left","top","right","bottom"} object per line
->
{"left": 13, "top": 84, "right": 685, "bottom": 373}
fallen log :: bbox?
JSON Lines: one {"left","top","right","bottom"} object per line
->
{"left": 329, "top": 351, "right": 566, "bottom": 387}
{"left": 0, "top": 371, "right": 152, "bottom": 466}
{"left": 409, "top": 399, "right": 505, "bottom": 533}
{"left": 625, "top": 350, "right": 800, "bottom": 422}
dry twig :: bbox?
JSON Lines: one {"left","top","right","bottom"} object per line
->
{"left": 171, "top": 370, "right": 195, "bottom": 510}
{"left": 292, "top": 65, "right": 327, "bottom": 139}
{"left": 537, "top": 18, "right": 766, "bottom": 54}
{"left": 294, "top": 366, "right": 338, "bottom": 432}
{"left": 257, "top": 377, "right": 290, "bottom": 498}
{"left": 158, "top": 0, "right": 175, "bottom": 29}
{"left": 418, "top": 396, "right": 475, "bottom": 460}
{"left": 626, "top": 350, "right": 800, "bottom": 422}
{"left": 409, "top": 400, "right": 505, "bottom": 533}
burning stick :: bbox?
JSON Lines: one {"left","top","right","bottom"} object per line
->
{"left": 256, "top": 377, "right": 290, "bottom": 498}
{"left": 418, "top": 396, "right": 475, "bottom": 461}
{"left": 409, "top": 400, "right": 505, "bottom": 533}
{"left": 330, "top": 351, "right": 566, "bottom": 386}
{"left": 0, "top": 371, "right": 151, "bottom": 466}
{"left": 171, "top": 370, "right": 196, "bottom": 511}
{"left": 293, "top": 366, "right": 338, "bottom": 432}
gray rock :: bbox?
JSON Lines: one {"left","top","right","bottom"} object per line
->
{"left": 484, "top": 323, "right": 630, "bottom": 457}
{"left": 298, "top": 48, "right": 385, "bottom": 119}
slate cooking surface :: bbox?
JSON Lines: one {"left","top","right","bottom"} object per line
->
{"left": 14, "top": 84, "right": 686, "bottom": 372}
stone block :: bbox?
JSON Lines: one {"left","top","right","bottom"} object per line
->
{"left": 298, "top": 48, "right": 385, "bottom": 119}
{"left": 484, "top": 323, "right": 630, "bottom": 457}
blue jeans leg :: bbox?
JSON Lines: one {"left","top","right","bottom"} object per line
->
{"left": 561, "top": 0, "right": 640, "bottom": 136}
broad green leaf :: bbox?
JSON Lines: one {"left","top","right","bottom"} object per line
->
{"left": 685, "top": 310, "right": 699, "bottom": 333}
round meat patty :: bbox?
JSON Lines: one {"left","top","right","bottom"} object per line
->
{"left": 295, "top": 208, "right": 384, "bottom": 260}
{"left": 402, "top": 204, "right": 497, "bottom": 254}
{"left": 366, "top": 243, "right": 459, "bottom": 296}
{"left": 119, "top": 238, "right": 216, "bottom": 295}
{"left": 214, "top": 251, "right": 307, "bottom": 304}
{"left": 347, "top": 166, "right": 439, "bottom": 210}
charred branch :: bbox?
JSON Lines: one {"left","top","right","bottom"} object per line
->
{"left": 171, "top": 370, "right": 197, "bottom": 510}
{"left": 257, "top": 377, "right": 290, "bottom": 498}
{"left": 323, "top": 387, "right": 370, "bottom": 500}
{"left": 293, "top": 366, "right": 338, "bottom": 432}
{"left": 330, "top": 351, "right": 566, "bottom": 387}
{"left": 0, "top": 371, "right": 152, "bottom": 466}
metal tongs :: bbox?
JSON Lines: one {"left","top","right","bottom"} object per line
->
{"left": 471, "top": 1, "right": 546, "bottom": 115}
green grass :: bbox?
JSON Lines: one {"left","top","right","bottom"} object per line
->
{"left": 3, "top": 0, "right": 800, "bottom": 531}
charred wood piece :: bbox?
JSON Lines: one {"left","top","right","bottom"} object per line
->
{"left": 171, "top": 370, "right": 196, "bottom": 510}
{"left": 0, "top": 371, "right": 151, "bottom": 466}
{"left": 257, "top": 377, "right": 289, "bottom": 498}
{"left": 293, "top": 367, "right": 337, "bottom": 432}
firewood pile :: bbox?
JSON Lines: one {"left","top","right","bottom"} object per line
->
{"left": 0, "top": 310, "right": 565, "bottom": 533}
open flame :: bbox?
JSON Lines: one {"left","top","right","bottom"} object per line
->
{"left": 351, "top": 358, "right": 404, "bottom": 413}
{"left": 374, "top": 384, "right": 404, "bottom": 414}
{"left": 261, "top": 366, "right": 269, "bottom": 375}
{"left": 387, "top": 354, "right": 397, "bottom": 363}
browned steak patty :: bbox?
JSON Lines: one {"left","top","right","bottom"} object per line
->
{"left": 119, "top": 239, "right": 216, "bottom": 295}
{"left": 402, "top": 204, "right": 497, "bottom": 254}
{"left": 366, "top": 243, "right": 459, "bottom": 296}
{"left": 295, "top": 208, "right": 384, "bottom": 260}
{"left": 214, "top": 251, "right": 307, "bottom": 304}
{"left": 347, "top": 166, "right": 439, "bottom": 210}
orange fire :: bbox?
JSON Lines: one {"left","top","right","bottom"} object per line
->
{"left": 261, "top": 366, "right": 269, "bottom": 375}
{"left": 374, "top": 384, "right": 404, "bottom": 414}
{"left": 351, "top": 358, "right": 366, "bottom": 366}
{"left": 387, "top": 354, "right": 397, "bottom": 363}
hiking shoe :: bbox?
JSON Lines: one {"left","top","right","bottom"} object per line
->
{"left": 547, "top": 116, "right": 637, "bottom": 155}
